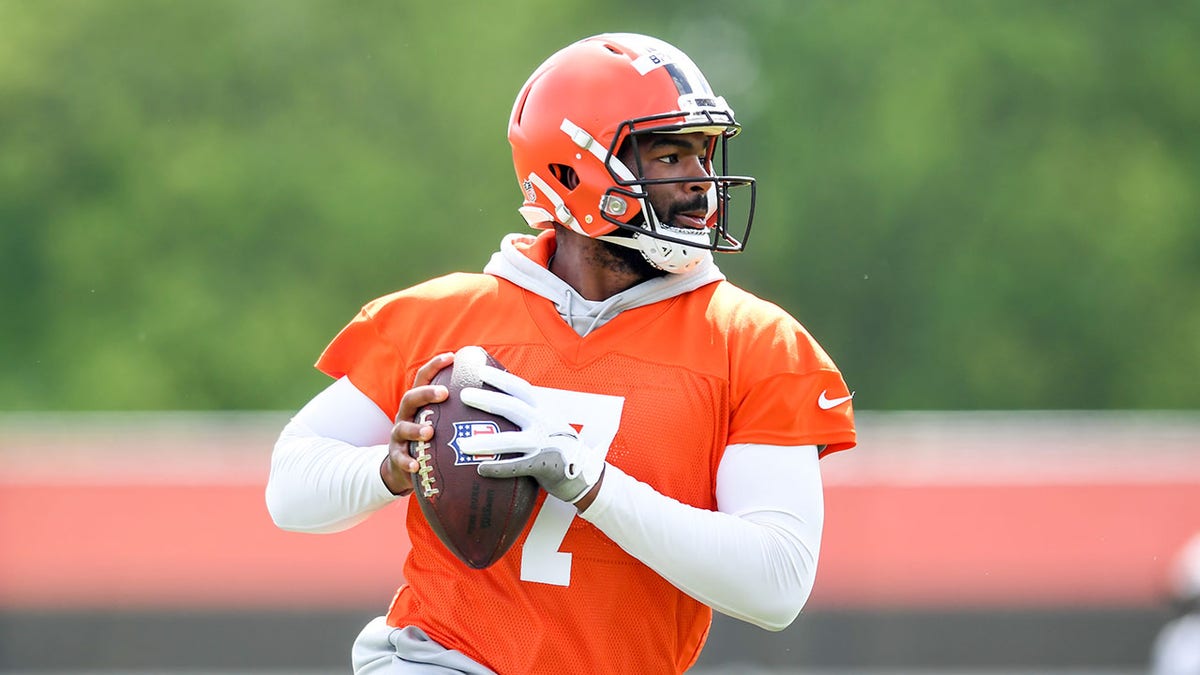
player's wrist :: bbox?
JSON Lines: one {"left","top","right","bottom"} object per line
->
{"left": 571, "top": 464, "right": 606, "bottom": 512}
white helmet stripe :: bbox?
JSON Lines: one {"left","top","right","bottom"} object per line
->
{"left": 608, "top": 33, "right": 714, "bottom": 97}
{"left": 526, "top": 172, "right": 586, "bottom": 234}
{"left": 560, "top": 118, "right": 638, "bottom": 185}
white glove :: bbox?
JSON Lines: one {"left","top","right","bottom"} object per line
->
{"left": 457, "top": 366, "right": 604, "bottom": 504}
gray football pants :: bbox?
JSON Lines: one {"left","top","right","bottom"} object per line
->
{"left": 351, "top": 616, "right": 498, "bottom": 675}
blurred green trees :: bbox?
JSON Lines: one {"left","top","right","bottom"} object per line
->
{"left": 1, "top": 0, "right": 1196, "bottom": 410}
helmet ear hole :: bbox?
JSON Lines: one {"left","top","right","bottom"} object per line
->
{"left": 548, "top": 164, "right": 580, "bottom": 190}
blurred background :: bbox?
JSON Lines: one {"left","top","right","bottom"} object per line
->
{"left": 1, "top": 0, "right": 1198, "bottom": 673}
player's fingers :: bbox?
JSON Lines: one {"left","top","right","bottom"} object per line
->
{"left": 459, "top": 387, "right": 536, "bottom": 427}
{"left": 383, "top": 418, "right": 428, "bottom": 478}
{"left": 476, "top": 462, "right": 510, "bottom": 479}
{"left": 387, "top": 436, "right": 420, "bottom": 474}
{"left": 477, "top": 366, "right": 536, "bottom": 404}
{"left": 412, "top": 352, "right": 455, "bottom": 388}
{"left": 396, "top": 384, "right": 450, "bottom": 424}
{"left": 390, "top": 417, "right": 434, "bottom": 444}
{"left": 457, "top": 430, "right": 539, "bottom": 456}
{"left": 476, "top": 458, "right": 528, "bottom": 479}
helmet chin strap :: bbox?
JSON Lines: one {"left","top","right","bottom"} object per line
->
{"left": 597, "top": 184, "right": 717, "bottom": 274}
{"left": 598, "top": 228, "right": 713, "bottom": 274}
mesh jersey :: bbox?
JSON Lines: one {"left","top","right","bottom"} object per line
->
{"left": 316, "top": 232, "right": 856, "bottom": 675}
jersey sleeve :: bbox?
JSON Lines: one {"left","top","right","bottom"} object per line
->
{"left": 312, "top": 273, "right": 510, "bottom": 422}
{"left": 315, "top": 296, "right": 408, "bottom": 420}
{"left": 731, "top": 368, "right": 856, "bottom": 456}
{"left": 724, "top": 294, "right": 856, "bottom": 456}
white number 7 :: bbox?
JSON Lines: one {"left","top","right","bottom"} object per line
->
{"left": 518, "top": 387, "right": 624, "bottom": 586}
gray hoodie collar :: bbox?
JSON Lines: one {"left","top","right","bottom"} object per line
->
{"left": 483, "top": 233, "right": 725, "bottom": 337}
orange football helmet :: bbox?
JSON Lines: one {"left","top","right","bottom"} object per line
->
{"left": 508, "top": 33, "right": 756, "bottom": 273}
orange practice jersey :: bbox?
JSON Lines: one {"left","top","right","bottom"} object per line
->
{"left": 316, "top": 232, "right": 856, "bottom": 674}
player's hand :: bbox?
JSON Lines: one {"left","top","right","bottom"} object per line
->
{"left": 381, "top": 352, "right": 454, "bottom": 496}
{"left": 457, "top": 366, "right": 604, "bottom": 505}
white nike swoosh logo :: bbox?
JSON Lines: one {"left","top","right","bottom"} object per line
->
{"left": 817, "top": 390, "right": 854, "bottom": 410}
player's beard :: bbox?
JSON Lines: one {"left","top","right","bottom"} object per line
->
{"left": 595, "top": 230, "right": 667, "bottom": 282}
{"left": 599, "top": 192, "right": 710, "bottom": 278}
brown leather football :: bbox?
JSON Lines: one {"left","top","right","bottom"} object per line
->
{"left": 408, "top": 346, "right": 538, "bottom": 569}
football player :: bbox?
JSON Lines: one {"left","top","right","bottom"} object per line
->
{"left": 266, "top": 33, "right": 856, "bottom": 674}
{"left": 1151, "top": 532, "right": 1200, "bottom": 674}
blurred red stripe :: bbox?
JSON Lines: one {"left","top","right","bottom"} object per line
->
{"left": 813, "top": 481, "right": 1200, "bottom": 608}
{"left": 4, "top": 411, "right": 1199, "bottom": 610}
{"left": 3, "top": 480, "right": 1198, "bottom": 610}
{"left": 0, "top": 483, "right": 412, "bottom": 610}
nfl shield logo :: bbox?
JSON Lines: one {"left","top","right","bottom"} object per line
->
{"left": 448, "top": 421, "right": 501, "bottom": 465}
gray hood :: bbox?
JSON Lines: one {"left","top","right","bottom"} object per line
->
{"left": 483, "top": 233, "right": 725, "bottom": 337}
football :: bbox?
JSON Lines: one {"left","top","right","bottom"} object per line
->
{"left": 408, "top": 346, "right": 539, "bottom": 569}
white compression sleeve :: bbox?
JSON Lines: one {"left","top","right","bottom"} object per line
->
{"left": 265, "top": 377, "right": 398, "bottom": 534}
{"left": 579, "top": 443, "right": 824, "bottom": 631}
